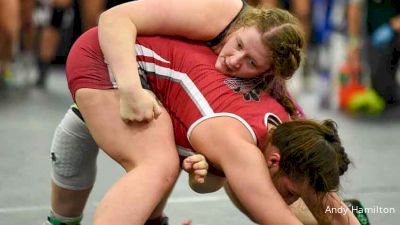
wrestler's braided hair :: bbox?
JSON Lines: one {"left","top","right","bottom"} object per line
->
{"left": 230, "top": 7, "right": 305, "bottom": 118}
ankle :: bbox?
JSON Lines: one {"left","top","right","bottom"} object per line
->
{"left": 46, "top": 211, "right": 82, "bottom": 225}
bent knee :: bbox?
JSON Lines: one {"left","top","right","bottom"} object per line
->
{"left": 51, "top": 108, "right": 99, "bottom": 190}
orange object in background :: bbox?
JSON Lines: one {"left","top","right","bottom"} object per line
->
{"left": 338, "top": 62, "right": 366, "bottom": 110}
{"left": 338, "top": 62, "right": 385, "bottom": 114}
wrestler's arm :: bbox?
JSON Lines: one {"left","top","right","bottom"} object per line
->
{"left": 97, "top": 0, "right": 242, "bottom": 121}
{"left": 182, "top": 154, "right": 226, "bottom": 193}
{"left": 302, "top": 192, "right": 360, "bottom": 225}
{"left": 189, "top": 116, "right": 302, "bottom": 225}
{"left": 223, "top": 183, "right": 255, "bottom": 221}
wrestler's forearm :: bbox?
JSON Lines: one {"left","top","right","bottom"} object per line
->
{"left": 98, "top": 9, "right": 141, "bottom": 93}
{"left": 327, "top": 193, "right": 360, "bottom": 225}
{"left": 221, "top": 147, "right": 301, "bottom": 224}
{"left": 190, "top": 117, "right": 302, "bottom": 224}
{"left": 224, "top": 184, "right": 253, "bottom": 221}
{"left": 303, "top": 192, "right": 360, "bottom": 225}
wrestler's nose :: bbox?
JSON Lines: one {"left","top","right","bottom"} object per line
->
{"left": 230, "top": 52, "right": 245, "bottom": 69}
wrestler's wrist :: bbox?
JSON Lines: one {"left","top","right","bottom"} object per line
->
{"left": 118, "top": 81, "right": 143, "bottom": 97}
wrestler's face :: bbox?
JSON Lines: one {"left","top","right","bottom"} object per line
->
{"left": 215, "top": 26, "right": 272, "bottom": 79}
{"left": 264, "top": 143, "right": 312, "bottom": 205}
{"left": 270, "top": 173, "right": 310, "bottom": 205}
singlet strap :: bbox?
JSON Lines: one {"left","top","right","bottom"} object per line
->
{"left": 205, "top": 0, "right": 248, "bottom": 47}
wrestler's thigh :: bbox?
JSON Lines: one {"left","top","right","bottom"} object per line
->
{"left": 75, "top": 88, "right": 177, "bottom": 169}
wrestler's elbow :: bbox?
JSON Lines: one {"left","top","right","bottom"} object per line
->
{"left": 98, "top": 9, "right": 117, "bottom": 27}
{"left": 99, "top": 5, "right": 130, "bottom": 28}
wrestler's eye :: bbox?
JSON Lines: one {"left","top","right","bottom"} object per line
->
{"left": 248, "top": 58, "right": 256, "bottom": 68}
{"left": 236, "top": 40, "right": 243, "bottom": 49}
{"left": 246, "top": 57, "right": 257, "bottom": 69}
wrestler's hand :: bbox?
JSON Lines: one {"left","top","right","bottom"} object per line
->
{"left": 119, "top": 88, "right": 162, "bottom": 123}
{"left": 183, "top": 154, "right": 208, "bottom": 184}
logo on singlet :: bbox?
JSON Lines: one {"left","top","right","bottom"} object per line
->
{"left": 224, "top": 77, "right": 265, "bottom": 101}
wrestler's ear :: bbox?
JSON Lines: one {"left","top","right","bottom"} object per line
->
{"left": 266, "top": 151, "right": 281, "bottom": 169}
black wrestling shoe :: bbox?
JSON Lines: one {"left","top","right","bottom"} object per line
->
{"left": 145, "top": 216, "right": 169, "bottom": 225}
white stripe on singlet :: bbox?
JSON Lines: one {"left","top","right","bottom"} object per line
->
{"left": 106, "top": 64, "right": 118, "bottom": 88}
{"left": 135, "top": 44, "right": 214, "bottom": 116}
{"left": 134, "top": 44, "right": 258, "bottom": 146}
{"left": 264, "top": 113, "right": 282, "bottom": 128}
{"left": 105, "top": 44, "right": 170, "bottom": 88}
{"left": 135, "top": 44, "right": 170, "bottom": 63}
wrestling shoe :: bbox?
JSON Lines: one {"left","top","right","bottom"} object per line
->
{"left": 44, "top": 214, "right": 81, "bottom": 225}
{"left": 344, "top": 199, "right": 371, "bottom": 225}
{"left": 145, "top": 216, "right": 169, "bottom": 225}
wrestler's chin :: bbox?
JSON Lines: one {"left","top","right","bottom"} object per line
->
{"left": 215, "top": 58, "right": 227, "bottom": 74}
{"left": 215, "top": 59, "right": 222, "bottom": 72}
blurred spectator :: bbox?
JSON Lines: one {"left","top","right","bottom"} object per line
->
{"left": 36, "top": 0, "right": 133, "bottom": 88}
{"left": 309, "top": 0, "right": 336, "bottom": 109}
{"left": 36, "top": 0, "right": 100, "bottom": 88}
{"left": 254, "top": 0, "right": 311, "bottom": 45}
{"left": 0, "top": 0, "right": 36, "bottom": 89}
{"left": 256, "top": 0, "right": 315, "bottom": 96}
{"left": 347, "top": 0, "right": 400, "bottom": 111}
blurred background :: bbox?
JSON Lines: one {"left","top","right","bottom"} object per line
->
{"left": 0, "top": 0, "right": 399, "bottom": 224}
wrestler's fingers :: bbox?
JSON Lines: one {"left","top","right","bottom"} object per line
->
{"left": 182, "top": 157, "right": 194, "bottom": 171}
{"left": 188, "top": 154, "right": 206, "bottom": 163}
{"left": 193, "top": 161, "right": 209, "bottom": 170}
{"left": 194, "top": 168, "right": 207, "bottom": 176}
{"left": 153, "top": 101, "right": 162, "bottom": 119}
{"left": 142, "top": 110, "right": 156, "bottom": 122}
